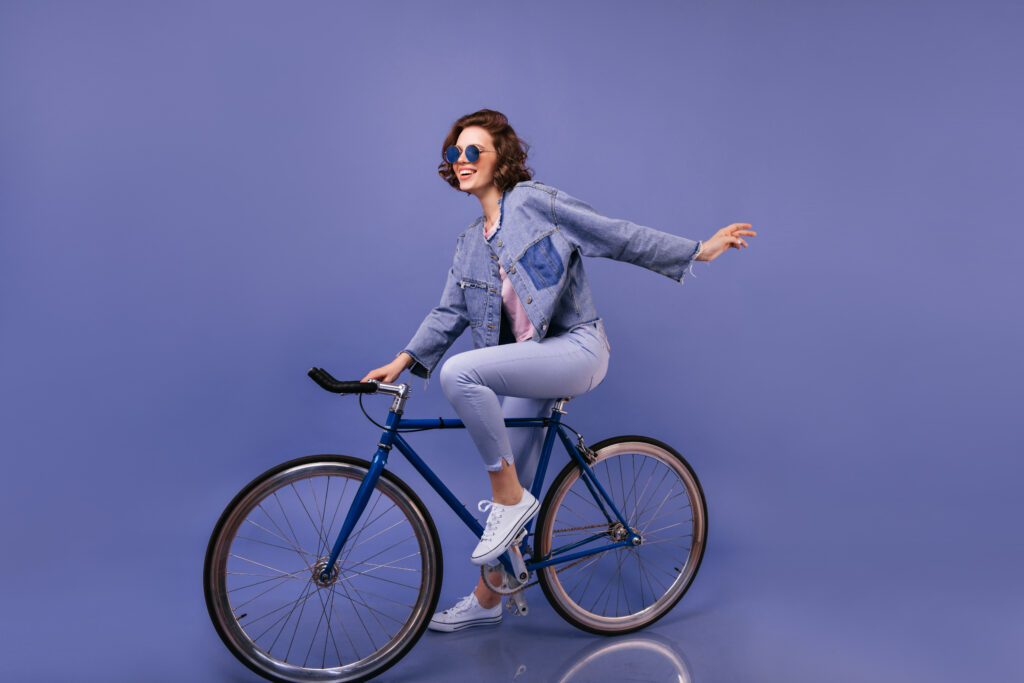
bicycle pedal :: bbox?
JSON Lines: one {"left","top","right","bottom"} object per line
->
{"left": 505, "top": 592, "right": 529, "bottom": 617}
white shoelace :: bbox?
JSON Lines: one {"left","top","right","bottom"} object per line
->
{"left": 447, "top": 594, "right": 477, "bottom": 615}
{"left": 477, "top": 500, "right": 505, "bottom": 543}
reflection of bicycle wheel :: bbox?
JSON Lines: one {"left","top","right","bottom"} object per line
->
{"left": 536, "top": 436, "right": 708, "bottom": 634}
{"left": 204, "top": 455, "right": 442, "bottom": 683}
{"left": 552, "top": 632, "right": 692, "bottom": 683}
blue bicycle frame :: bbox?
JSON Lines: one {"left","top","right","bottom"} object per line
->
{"left": 318, "top": 401, "right": 640, "bottom": 582}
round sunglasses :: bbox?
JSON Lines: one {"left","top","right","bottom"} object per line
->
{"left": 444, "top": 144, "right": 495, "bottom": 164}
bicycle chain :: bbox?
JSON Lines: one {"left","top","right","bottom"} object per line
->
{"left": 517, "top": 553, "right": 596, "bottom": 590}
{"left": 551, "top": 523, "right": 609, "bottom": 534}
{"left": 488, "top": 524, "right": 613, "bottom": 593}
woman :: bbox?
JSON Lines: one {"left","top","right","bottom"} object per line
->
{"left": 362, "top": 109, "right": 755, "bottom": 632}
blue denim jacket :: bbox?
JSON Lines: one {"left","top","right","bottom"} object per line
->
{"left": 402, "top": 181, "right": 701, "bottom": 378}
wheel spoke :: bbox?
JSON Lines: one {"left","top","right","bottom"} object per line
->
{"left": 235, "top": 533, "right": 317, "bottom": 557}
{"left": 345, "top": 549, "right": 421, "bottom": 574}
{"left": 325, "top": 476, "right": 351, "bottom": 549}
{"left": 340, "top": 518, "right": 409, "bottom": 558}
{"left": 228, "top": 553, "right": 307, "bottom": 578}
{"left": 231, "top": 570, "right": 309, "bottom": 610}
{"left": 290, "top": 481, "right": 331, "bottom": 557}
{"left": 304, "top": 584, "right": 330, "bottom": 667}
{"left": 633, "top": 468, "right": 673, "bottom": 522}
{"left": 272, "top": 491, "right": 307, "bottom": 566}
{"left": 331, "top": 583, "right": 411, "bottom": 627}
{"left": 330, "top": 584, "right": 360, "bottom": 663}
{"left": 322, "top": 582, "right": 343, "bottom": 668}
{"left": 641, "top": 535, "right": 693, "bottom": 549}
{"left": 332, "top": 575, "right": 379, "bottom": 652}
{"left": 639, "top": 506, "right": 693, "bottom": 533}
{"left": 250, "top": 506, "right": 314, "bottom": 565}
{"left": 339, "top": 567, "right": 421, "bottom": 592}
{"left": 337, "top": 493, "right": 387, "bottom": 566}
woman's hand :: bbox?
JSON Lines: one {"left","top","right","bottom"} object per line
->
{"left": 361, "top": 352, "right": 413, "bottom": 384}
{"left": 695, "top": 223, "right": 756, "bottom": 262}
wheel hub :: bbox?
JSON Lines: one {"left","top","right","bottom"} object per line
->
{"left": 313, "top": 558, "right": 339, "bottom": 587}
{"left": 608, "top": 522, "right": 642, "bottom": 545}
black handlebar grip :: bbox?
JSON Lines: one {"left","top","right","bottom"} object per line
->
{"left": 307, "top": 368, "right": 379, "bottom": 394}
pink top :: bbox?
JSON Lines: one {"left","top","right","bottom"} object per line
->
{"left": 484, "top": 221, "right": 533, "bottom": 343}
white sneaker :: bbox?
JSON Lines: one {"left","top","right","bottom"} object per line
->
{"left": 428, "top": 593, "right": 502, "bottom": 632}
{"left": 470, "top": 489, "right": 539, "bottom": 566}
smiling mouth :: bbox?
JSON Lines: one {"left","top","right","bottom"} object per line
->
{"left": 458, "top": 169, "right": 476, "bottom": 178}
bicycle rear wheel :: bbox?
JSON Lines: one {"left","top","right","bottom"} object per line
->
{"left": 535, "top": 436, "right": 707, "bottom": 635}
{"left": 204, "top": 455, "right": 442, "bottom": 683}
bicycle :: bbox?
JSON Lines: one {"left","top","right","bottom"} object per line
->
{"left": 204, "top": 368, "right": 708, "bottom": 683}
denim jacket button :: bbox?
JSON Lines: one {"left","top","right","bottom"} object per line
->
{"left": 496, "top": 240, "right": 502, "bottom": 246}
{"left": 526, "top": 296, "right": 533, "bottom": 303}
{"left": 509, "top": 266, "right": 516, "bottom": 274}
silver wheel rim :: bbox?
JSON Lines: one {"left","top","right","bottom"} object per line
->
{"left": 207, "top": 462, "right": 437, "bottom": 682}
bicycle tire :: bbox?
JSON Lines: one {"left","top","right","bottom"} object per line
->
{"left": 535, "top": 436, "right": 707, "bottom": 635}
{"left": 204, "top": 455, "right": 443, "bottom": 683}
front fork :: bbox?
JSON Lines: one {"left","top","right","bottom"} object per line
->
{"left": 318, "top": 413, "right": 399, "bottom": 583}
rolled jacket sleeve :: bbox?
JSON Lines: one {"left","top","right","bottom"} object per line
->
{"left": 552, "top": 188, "right": 701, "bottom": 283}
{"left": 401, "top": 254, "right": 470, "bottom": 379}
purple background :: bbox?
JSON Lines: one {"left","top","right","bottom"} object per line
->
{"left": 2, "top": 1, "right": 1021, "bottom": 681}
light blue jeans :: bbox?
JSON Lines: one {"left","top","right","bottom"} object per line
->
{"left": 439, "top": 322, "right": 610, "bottom": 488}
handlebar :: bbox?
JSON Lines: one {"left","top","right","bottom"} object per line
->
{"left": 307, "top": 367, "right": 379, "bottom": 395}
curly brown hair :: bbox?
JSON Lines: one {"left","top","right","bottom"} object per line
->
{"left": 437, "top": 109, "right": 533, "bottom": 193}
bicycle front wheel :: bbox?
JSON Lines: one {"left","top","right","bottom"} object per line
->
{"left": 204, "top": 455, "right": 442, "bottom": 683}
{"left": 535, "top": 436, "right": 707, "bottom": 634}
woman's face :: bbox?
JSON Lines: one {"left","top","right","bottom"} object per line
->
{"left": 451, "top": 126, "right": 498, "bottom": 195}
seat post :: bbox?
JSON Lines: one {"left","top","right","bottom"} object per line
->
{"left": 552, "top": 397, "right": 572, "bottom": 414}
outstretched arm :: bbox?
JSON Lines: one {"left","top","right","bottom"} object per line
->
{"left": 552, "top": 189, "right": 755, "bottom": 276}
{"left": 552, "top": 188, "right": 702, "bottom": 282}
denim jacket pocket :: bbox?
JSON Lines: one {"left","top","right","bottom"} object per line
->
{"left": 521, "top": 234, "right": 564, "bottom": 290}
{"left": 458, "top": 278, "right": 489, "bottom": 327}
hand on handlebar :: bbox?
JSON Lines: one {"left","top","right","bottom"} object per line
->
{"left": 362, "top": 352, "right": 413, "bottom": 384}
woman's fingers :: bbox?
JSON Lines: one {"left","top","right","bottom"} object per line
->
{"left": 723, "top": 223, "right": 755, "bottom": 249}
{"left": 361, "top": 367, "right": 386, "bottom": 382}
{"left": 362, "top": 360, "right": 407, "bottom": 383}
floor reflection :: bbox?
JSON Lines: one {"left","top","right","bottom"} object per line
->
{"left": 395, "top": 618, "right": 694, "bottom": 683}
{"left": 548, "top": 633, "right": 693, "bottom": 683}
